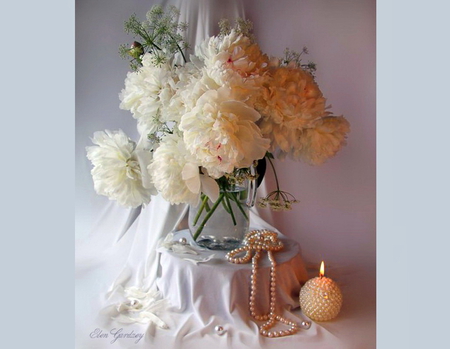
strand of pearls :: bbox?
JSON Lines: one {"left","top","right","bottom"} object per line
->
{"left": 226, "top": 229, "right": 300, "bottom": 338}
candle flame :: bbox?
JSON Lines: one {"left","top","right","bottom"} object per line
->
{"left": 319, "top": 261, "right": 325, "bottom": 277}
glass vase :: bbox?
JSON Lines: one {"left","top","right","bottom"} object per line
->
{"left": 188, "top": 168, "right": 258, "bottom": 250}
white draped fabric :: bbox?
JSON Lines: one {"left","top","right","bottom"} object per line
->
{"left": 165, "top": 0, "right": 245, "bottom": 56}
{"left": 156, "top": 230, "right": 309, "bottom": 319}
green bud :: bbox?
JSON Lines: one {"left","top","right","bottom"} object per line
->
{"left": 128, "top": 41, "right": 144, "bottom": 59}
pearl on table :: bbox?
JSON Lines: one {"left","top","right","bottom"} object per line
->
{"left": 125, "top": 299, "right": 143, "bottom": 311}
{"left": 299, "top": 261, "right": 343, "bottom": 321}
{"left": 214, "top": 325, "right": 225, "bottom": 335}
{"left": 178, "top": 237, "right": 187, "bottom": 245}
{"left": 301, "top": 320, "right": 311, "bottom": 329}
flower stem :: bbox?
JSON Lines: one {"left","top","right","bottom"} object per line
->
{"left": 267, "top": 155, "right": 280, "bottom": 191}
{"left": 221, "top": 196, "right": 232, "bottom": 214}
{"left": 224, "top": 192, "right": 237, "bottom": 225}
{"left": 231, "top": 192, "right": 249, "bottom": 220}
{"left": 193, "top": 192, "right": 225, "bottom": 241}
{"left": 168, "top": 32, "right": 187, "bottom": 63}
{"left": 193, "top": 194, "right": 209, "bottom": 226}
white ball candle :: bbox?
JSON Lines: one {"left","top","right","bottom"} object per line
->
{"left": 299, "top": 261, "right": 343, "bottom": 321}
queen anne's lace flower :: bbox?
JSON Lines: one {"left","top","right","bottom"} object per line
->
{"left": 258, "top": 190, "right": 299, "bottom": 211}
{"left": 86, "top": 129, "right": 153, "bottom": 208}
{"left": 179, "top": 87, "right": 270, "bottom": 178}
{"left": 256, "top": 63, "right": 330, "bottom": 156}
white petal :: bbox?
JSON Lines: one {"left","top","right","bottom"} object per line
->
{"left": 183, "top": 254, "right": 215, "bottom": 265}
{"left": 181, "top": 163, "right": 201, "bottom": 194}
{"left": 200, "top": 175, "right": 220, "bottom": 202}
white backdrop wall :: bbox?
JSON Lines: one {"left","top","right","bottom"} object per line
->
{"left": 242, "top": 0, "right": 376, "bottom": 272}
{"left": 76, "top": 0, "right": 375, "bottom": 274}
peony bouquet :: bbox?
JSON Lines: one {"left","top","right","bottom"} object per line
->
{"left": 86, "top": 6, "right": 350, "bottom": 238}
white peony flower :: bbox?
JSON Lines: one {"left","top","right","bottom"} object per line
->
{"left": 148, "top": 134, "right": 218, "bottom": 205}
{"left": 291, "top": 116, "right": 350, "bottom": 165}
{"left": 163, "top": 62, "right": 205, "bottom": 122}
{"left": 179, "top": 87, "right": 270, "bottom": 178}
{"left": 195, "top": 30, "right": 269, "bottom": 105}
{"left": 86, "top": 129, "right": 154, "bottom": 208}
{"left": 119, "top": 53, "right": 177, "bottom": 135}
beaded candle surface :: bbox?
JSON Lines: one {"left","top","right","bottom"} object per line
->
{"left": 299, "top": 261, "right": 343, "bottom": 321}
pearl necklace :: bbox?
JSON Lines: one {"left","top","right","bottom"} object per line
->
{"left": 226, "top": 229, "right": 300, "bottom": 338}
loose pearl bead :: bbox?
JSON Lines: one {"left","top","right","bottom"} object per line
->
{"left": 214, "top": 325, "right": 225, "bottom": 335}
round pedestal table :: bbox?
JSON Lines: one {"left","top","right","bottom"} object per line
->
{"left": 156, "top": 229, "right": 309, "bottom": 325}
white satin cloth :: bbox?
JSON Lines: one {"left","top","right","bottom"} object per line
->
{"left": 76, "top": 209, "right": 375, "bottom": 348}
{"left": 75, "top": 188, "right": 375, "bottom": 348}
{"left": 156, "top": 230, "right": 309, "bottom": 321}
{"left": 163, "top": 0, "right": 245, "bottom": 58}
